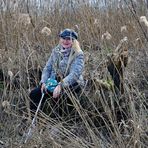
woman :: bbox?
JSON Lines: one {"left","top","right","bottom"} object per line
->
{"left": 30, "top": 28, "right": 84, "bottom": 116}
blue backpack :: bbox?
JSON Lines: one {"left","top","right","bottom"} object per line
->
{"left": 45, "top": 78, "right": 58, "bottom": 92}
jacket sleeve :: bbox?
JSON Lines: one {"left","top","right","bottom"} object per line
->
{"left": 40, "top": 51, "right": 54, "bottom": 84}
{"left": 62, "top": 52, "right": 84, "bottom": 87}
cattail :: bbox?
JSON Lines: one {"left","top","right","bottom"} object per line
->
{"left": 122, "top": 36, "right": 128, "bottom": 42}
{"left": 74, "top": 25, "right": 79, "bottom": 30}
{"left": 41, "top": 27, "right": 51, "bottom": 36}
{"left": 8, "top": 57, "right": 12, "bottom": 63}
{"left": 0, "top": 140, "right": 4, "bottom": 145}
{"left": 140, "top": 16, "right": 147, "bottom": 23}
{"left": 140, "top": 16, "right": 148, "bottom": 27}
{"left": 101, "top": 31, "right": 112, "bottom": 40}
{"left": 2, "top": 101, "right": 10, "bottom": 109}
{"left": 137, "top": 125, "right": 140, "bottom": 129}
{"left": 8, "top": 70, "right": 13, "bottom": 80}
{"left": 0, "top": 53, "right": 2, "bottom": 60}
{"left": 74, "top": 25, "right": 79, "bottom": 32}
{"left": 94, "top": 19, "right": 99, "bottom": 25}
{"left": 121, "top": 25, "right": 127, "bottom": 33}
{"left": 19, "top": 13, "right": 31, "bottom": 25}
{"left": 135, "top": 38, "right": 140, "bottom": 41}
{"left": 135, "top": 38, "right": 142, "bottom": 48}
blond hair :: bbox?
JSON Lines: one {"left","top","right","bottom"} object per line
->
{"left": 64, "top": 39, "right": 82, "bottom": 76}
{"left": 72, "top": 39, "right": 82, "bottom": 53}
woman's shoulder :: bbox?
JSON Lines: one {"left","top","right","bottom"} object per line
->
{"left": 73, "top": 48, "right": 83, "bottom": 57}
{"left": 53, "top": 44, "right": 60, "bottom": 50}
{"left": 51, "top": 45, "right": 61, "bottom": 53}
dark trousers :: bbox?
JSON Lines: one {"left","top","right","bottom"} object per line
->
{"left": 29, "top": 83, "right": 82, "bottom": 117}
{"left": 29, "top": 87, "right": 52, "bottom": 111}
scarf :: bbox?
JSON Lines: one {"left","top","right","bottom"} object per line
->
{"left": 60, "top": 47, "right": 71, "bottom": 57}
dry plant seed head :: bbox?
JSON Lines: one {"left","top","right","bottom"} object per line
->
{"left": 123, "top": 36, "right": 128, "bottom": 42}
{"left": 140, "top": 16, "right": 148, "bottom": 27}
{"left": 74, "top": 25, "right": 79, "bottom": 33}
{"left": 19, "top": 13, "right": 31, "bottom": 26}
{"left": 8, "top": 57, "right": 12, "bottom": 63}
{"left": 41, "top": 27, "right": 51, "bottom": 36}
{"left": 0, "top": 53, "right": 2, "bottom": 60}
{"left": 137, "top": 125, "right": 140, "bottom": 129}
{"left": 134, "top": 140, "right": 138, "bottom": 145}
{"left": 94, "top": 19, "right": 99, "bottom": 25}
{"left": 101, "top": 31, "right": 112, "bottom": 40}
{"left": 114, "top": 36, "right": 128, "bottom": 53}
{"left": 8, "top": 70, "right": 13, "bottom": 79}
{"left": 2, "top": 101, "right": 10, "bottom": 109}
{"left": 135, "top": 38, "right": 143, "bottom": 48}
{"left": 121, "top": 25, "right": 127, "bottom": 33}
{"left": 140, "top": 16, "right": 147, "bottom": 23}
{"left": 74, "top": 25, "right": 79, "bottom": 30}
{"left": 136, "top": 38, "right": 140, "bottom": 41}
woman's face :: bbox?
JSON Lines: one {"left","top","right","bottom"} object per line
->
{"left": 60, "top": 37, "right": 73, "bottom": 48}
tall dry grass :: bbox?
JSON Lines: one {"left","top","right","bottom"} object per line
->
{"left": 0, "top": 0, "right": 148, "bottom": 147}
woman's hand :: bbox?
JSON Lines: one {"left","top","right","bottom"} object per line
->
{"left": 41, "top": 83, "right": 47, "bottom": 93}
{"left": 53, "top": 85, "right": 61, "bottom": 98}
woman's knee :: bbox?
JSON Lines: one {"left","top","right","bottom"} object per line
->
{"left": 29, "top": 87, "right": 42, "bottom": 100}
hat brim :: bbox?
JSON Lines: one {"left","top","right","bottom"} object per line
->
{"left": 60, "top": 36, "right": 75, "bottom": 40}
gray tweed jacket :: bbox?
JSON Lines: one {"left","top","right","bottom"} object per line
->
{"left": 40, "top": 45, "right": 84, "bottom": 87}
